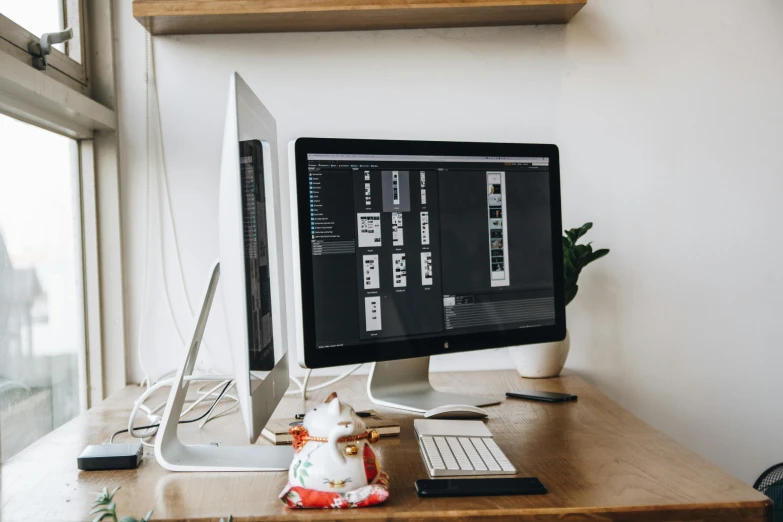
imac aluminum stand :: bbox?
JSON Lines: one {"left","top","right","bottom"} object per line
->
{"left": 154, "top": 261, "right": 293, "bottom": 472}
{"left": 367, "top": 357, "right": 501, "bottom": 413}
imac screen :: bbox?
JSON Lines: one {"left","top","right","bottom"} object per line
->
{"left": 240, "top": 139, "right": 275, "bottom": 371}
{"left": 304, "top": 152, "right": 556, "bottom": 349}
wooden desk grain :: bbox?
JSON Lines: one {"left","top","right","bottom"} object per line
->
{"left": 0, "top": 371, "right": 771, "bottom": 521}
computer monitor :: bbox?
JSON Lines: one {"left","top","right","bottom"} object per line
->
{"left": 289, "top": 138, "right": 565, "bottom": 412}
{"left": 154, "top": 72, "right": 292, "bottom": 471}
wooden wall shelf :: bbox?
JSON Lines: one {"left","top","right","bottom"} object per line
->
{"left": 133, "top": 0, "right": 587, "bottom": 36}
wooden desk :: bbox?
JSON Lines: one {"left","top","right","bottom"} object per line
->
{"left": 0, "top": 371, "right": 771, "bottom": 521}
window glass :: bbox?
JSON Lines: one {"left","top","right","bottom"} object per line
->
{"left": 0, "top": 113, "right": 84, "bottom": 462}
{"left": 0, "top": 1, "right": 70, "bottom": 56}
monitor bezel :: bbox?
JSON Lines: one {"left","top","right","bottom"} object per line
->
{"left": 294, "top": 137, "right": 565, "bottom": 369}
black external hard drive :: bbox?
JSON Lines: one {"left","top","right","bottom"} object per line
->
{"left": 77, "top": 443, "right": 143, "bottom": 471}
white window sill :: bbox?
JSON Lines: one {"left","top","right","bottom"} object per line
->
{"left": 0, "top": 50, "right": 115, "bottom": 139}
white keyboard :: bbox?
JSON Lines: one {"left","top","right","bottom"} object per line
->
{"left": 414, "top": 419, "right": 516, "bottom": 477}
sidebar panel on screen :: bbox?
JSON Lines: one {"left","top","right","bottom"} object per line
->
{"left": 309, "top": 168, "right": 360, "bottom": 347}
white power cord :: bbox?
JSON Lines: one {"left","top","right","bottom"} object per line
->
{"left": 286, "top": 365, "right": 364, "bottom": 400}
{"left": 121, "top": 375, "right": 237, "bottom": 447}
{"left": 139, "top": 30, "right": 201, "bottom": 390}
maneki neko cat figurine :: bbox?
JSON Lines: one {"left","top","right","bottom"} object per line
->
{"left": 280, "top": 392, "right": 389, "bottom": 508}
{"left": 288, "top": 392, "right": 381, "bottom": 493}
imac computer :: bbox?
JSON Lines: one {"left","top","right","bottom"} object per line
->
{"left": 289, "top": 139, "right": 565, "bottom": 413}
{"left": 154, "top": 72, "right": 293, "bottom": 471}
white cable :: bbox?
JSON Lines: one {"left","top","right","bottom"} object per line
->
{"left": 199, "top": 380, "right": 236, "bottom": 428}
{"left": 148, "top": 34, "right": 189, "bottom": 353}
{"left": 201, "top": 398, "right": 239, "bottom": 424}
{"left": 180, "top": 380, "right": 229, "bottom": 417}
{"left": 125, "top": 375, "right": 234, "bottom": 441}
{"left": 303, "top": 365, "right": 363, "bottom": 392}
{"left": 142, "top": 31, "right": 216, "bottom": 391}
{"left": 289, "top": 375, "right": 304, "bottom": 393}
{"left": 137, "top": 32, "right": 154, "bottom": 389}
{"left": 284, "top": 364, "right": 363, "bottom": 399}
{"left": 300, "top": 370, "right": 312, "bottom": 399}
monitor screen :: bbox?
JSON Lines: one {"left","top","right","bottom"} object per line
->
{"left": 239, "top": 140, "right": 275, "bottom": 371}
{"left": 296, "top": 142, "right": 563, "bottom": 367}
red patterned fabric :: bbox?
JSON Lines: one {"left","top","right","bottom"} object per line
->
{"left": 279, "top": 471, "right": 390, "bottom": 509}
{"left": 363, "top": 444, "right": 378, "bottom": 483}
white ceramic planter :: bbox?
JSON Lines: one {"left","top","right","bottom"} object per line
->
{"left": 508, "top": 329, "right": 570, "bottom": 379}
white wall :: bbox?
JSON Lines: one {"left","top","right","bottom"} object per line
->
{"left": 114, "top": 0, "right": 783, "bottom": 484}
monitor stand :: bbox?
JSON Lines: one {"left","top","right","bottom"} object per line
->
{"left": 367, "top": 357, "right": 501, "bottom": 413}
{"left": 154, "top": 261, "right": 293, "bottom": 472}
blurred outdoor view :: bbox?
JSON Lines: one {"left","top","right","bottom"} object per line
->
{"left": 0, "top": 0, "right": 69, "bottom": 55}
{"left": 0, "top": 113, "right": 83, "bottom": 462}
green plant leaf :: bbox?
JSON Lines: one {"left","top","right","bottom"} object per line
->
{"left": 561, "top": 224, "right": 609, "bottom": 306}
{"left": 94, "top": 488, "right": 110, "bottom": 505}
{"left": 118, "top": 517, "right": 139, "bottom": 522}
{"left": 579, "top": 222, "right": 593, "bottom": 237}
{"left": 303, "top": 461, "right": 313, "bottom": 467}
{"left": 141, "top": 510, "right": 154, "bottom": 522}
{"left": 93, "top": 513, "right": 115, "bottom": 522}
{"left": 89, "top": 508, "right": 109, "bottom": 516}
{"left": 299, "top": 475, "right": 305, "bottom": 487}
{"left": 565, "top": 284, "right": 579, "bottom": 306}
{"left": 583, "top": 249, "right": 610, "bottom": 266}
{"left": 300, "top": 469, "right": 309, "bottom": 477}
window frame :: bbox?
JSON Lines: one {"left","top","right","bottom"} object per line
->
{"left": 0, "top": 0, "right": 125, "bottom": 409}
{"left": 0, "top": 0, "right": 88, "bottom": 95}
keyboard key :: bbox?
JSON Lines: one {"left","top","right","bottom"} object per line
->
{"left": 427, "top": 454, "right": 445, "bottom": 469}
{"left": 446, "top": 437, "right": 473, "bottom": 470}
{"left": 422, "top": 437, "right": 445, "bottom": 469}
{"left": 459, "top": 438, "right": 488, "bottom": 471}
{"left": 471, "top": 437, "right": 501, "bottom": 471}
{"left": 434, "top": 437, "right": 460, "bottom": 470}
{"left": 483, "top": 438, "right": 516, "bottom": 472}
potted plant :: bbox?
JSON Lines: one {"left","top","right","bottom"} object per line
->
{"left": 509, "top": 222, "right": 609, "bottom": 378}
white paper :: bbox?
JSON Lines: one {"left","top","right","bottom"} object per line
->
{"left": 357, "top": 213, "right": 382, "bottom": 247}
{"left": 420, "top": 211, "right": 430, "bottom": 245}
{"left": 393, "top": 253, "right": 407, "bottom": 288}
{"left": 363, "top": 254, "right": 379, "bottom": 289}
{"left": 421, "top": 252, "right": 433, "bottom": 286}
{"left": 392, "top": 212, "right": 404, "bottom": 246}
{"left": 364, "top": 296, "right": 382, "bottom": 331}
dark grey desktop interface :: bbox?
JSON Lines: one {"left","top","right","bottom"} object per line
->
{"left": 306, "top": 153, "right": 556, "bottom": 349}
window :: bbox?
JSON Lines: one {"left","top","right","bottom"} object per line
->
{"left": 0, "top": 0, "right": 87, "bottom": 92}
{"left": 0, "top": 0, "right": 119, "bottom": 462}
{"left": 0, "top": 112, "right": 85, "bottom": 462}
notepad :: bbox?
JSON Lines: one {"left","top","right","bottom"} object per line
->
{"left": 262, "top": 416, "right": 401, "bottom": 445}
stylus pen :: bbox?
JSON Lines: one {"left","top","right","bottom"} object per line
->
{"left": 295, "top": 410, "right": 375, "bottom": 420}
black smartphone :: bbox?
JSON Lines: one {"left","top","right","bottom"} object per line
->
{"left": 415, "top": 477, "right": 547, "bottom": 498}
{"left": 506, "top": 390, "right": 577, "bottom": 403}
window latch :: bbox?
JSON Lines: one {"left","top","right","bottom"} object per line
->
{"left": 28, "top": 28, "right": 73, "bottom": 70}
